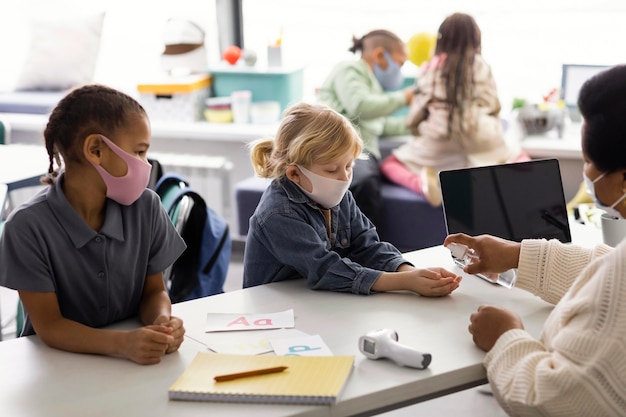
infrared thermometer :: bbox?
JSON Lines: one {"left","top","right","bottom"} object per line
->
{"left": 358, "top": 329, "right": 432, "bottom": 369}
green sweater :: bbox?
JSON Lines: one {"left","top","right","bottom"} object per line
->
{"left": 316, "top": 59, "right": 408, "bottom": 159}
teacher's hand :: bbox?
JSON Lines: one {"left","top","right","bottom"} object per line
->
{"left": 444, "top": 233, "right": 521, "bottom": 275}
{"left": 469, "top": 305, "right": 524, "bottom": 351}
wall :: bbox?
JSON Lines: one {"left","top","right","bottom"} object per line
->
{"left": 241, "top": 0, "right": 626, "bottom": 114}
{"left": 0, "top": 0, "right": 220, "bottom": 94}
{"left": 3, "top": 1, "right": 624, "bottom": 109}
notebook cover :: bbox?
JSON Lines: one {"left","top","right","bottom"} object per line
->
{"left": 168, "top": 352, "right": 354, "bottom": 405}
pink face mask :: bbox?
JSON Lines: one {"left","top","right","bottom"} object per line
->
{"left": 87, "top": 135, "right": 152, "bottom": 205}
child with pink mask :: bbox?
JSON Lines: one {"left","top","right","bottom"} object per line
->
{"left": 0, "top": 85, "right": 187, "bottom": 365}
{"left": 243, "top": 102, "right": 461, "bottom": 296}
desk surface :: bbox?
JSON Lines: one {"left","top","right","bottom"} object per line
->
{"left": 0, "top": 245, "right": 555, "bottom": 417}
{"left": 0, "top": 112, "right": 278, "bottom": 143}
{"left": 517, "top": 121, "right": 583, "bottom": 160}
{"left": 0, "top": 143, "right": 48, "bottom": 190}
{"left": 3, "top": 111, "right": 583, "bottom": 156}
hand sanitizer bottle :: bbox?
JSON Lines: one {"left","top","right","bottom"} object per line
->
{"left": 446, "top": 243, "right": 517, "bottom": 289}
{"left": 447, "top": 242, "right": 476, "bottom": 263}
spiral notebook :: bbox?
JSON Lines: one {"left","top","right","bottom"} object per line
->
{"left": 168, "top": 352, "right": 354, "bottom": 405}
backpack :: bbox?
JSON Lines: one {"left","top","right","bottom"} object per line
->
{"left": 154, "top": 173, "right": 231, "bottom": 302}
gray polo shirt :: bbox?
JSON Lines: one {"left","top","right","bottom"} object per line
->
{"left": 0, "top": 174, "right": 186, "bottom": 336}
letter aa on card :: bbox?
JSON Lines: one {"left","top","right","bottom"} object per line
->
{"left": 205, "top": 309, "right": 295, "bottom": 333}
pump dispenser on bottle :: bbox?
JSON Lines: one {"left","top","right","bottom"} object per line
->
{"left": 447, "top": 242, "right": 476, "bottom": 262}
{"left": 446, "top": 242, "right": 517, "bottom": 289}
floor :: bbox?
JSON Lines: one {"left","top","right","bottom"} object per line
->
{"left": 0, "top": 244, "right": 508, "bottom": 417}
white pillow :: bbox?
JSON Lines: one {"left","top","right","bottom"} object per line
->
{"left": 15, "top": 12, "right": 105, "bottom": 91}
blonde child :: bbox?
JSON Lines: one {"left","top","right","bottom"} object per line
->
{"left": 243, "top": 102, "right": 461, "bottom": 296}
{"left": 0, "top": 85, "right": 186, "bottom": 365}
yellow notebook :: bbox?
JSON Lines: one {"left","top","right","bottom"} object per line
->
{"left": 168, "top": 352, "right": 354, "bottom": 405}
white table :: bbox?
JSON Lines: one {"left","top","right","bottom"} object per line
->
{"left": 0, "top": 143, "right": 48, "bottom": 191}
{"left": 0, "top": 245, "right": 555, "bottom": 417}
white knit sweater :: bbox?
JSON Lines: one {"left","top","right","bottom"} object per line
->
{"left": 485, "top": 239, "right": 626, "bottom": 416}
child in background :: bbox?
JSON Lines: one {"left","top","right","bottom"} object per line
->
{"left": 380, "top": 13, "right": 525, "bottom": 207}
{"left": 317, "top": 29, "right": 415, "bottom": 227}
{"left": 243, "top": 102, "right": 461, "bottom": 296}
{"left": 0, "top": 85, "right": 187, "bottom": 365}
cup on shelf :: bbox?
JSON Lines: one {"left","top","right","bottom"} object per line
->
{"left": 250, "top": 101, "right": 281, "bottom": 124}
{"left": 230, "top": 90, "right": 252, "bottom": 124}
{"left": 267, "top": 46, "right": 282, "bottom": 67}
{"left": 204, "top": 96, "right": 233, "bottom": 123}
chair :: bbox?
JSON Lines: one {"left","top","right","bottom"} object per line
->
{"left": 0, "top": 117, "right": 11, "bottom": 144}
{"left": 0, "top": 183, "right": 6, "bottom": 340}
{"left": 0, "top": 117, "right": 11, "bottom": 338}
{"left": 15, "top": 299, "right": 25, "bottom": 338}
{"left": 0, "top": 183, "right": 8, "bottom": 223}
{"left": 147, "top": 158, "right": 164, "bottom": 190}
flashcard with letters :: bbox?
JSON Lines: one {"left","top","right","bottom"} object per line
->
{"left": 205, "top": 309, "right": 295, "bottom": 333}
{"left": 269, "top": 334, "right": 333, "bottom": 356}
{"left": 207, "top": 328, "right": 308, "bottom": 355}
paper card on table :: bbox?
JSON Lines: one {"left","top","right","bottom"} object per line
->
{"left": 205, "top": 309, "right": 295, "bottom": 333}
{"left": 269, "top": 334, "right": 333, "bottom": 356}
{"left": 207, "top": 328, "right": 308, "bottom": 355}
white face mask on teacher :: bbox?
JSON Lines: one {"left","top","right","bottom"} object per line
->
{"left": 294, "top": 165, "right": 352, "bottom": 209}
{"left": 583, "top": 172, "right": 626, "bottom": 219}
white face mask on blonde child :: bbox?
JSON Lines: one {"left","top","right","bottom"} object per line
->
{"left": 294, "top": 165, "right": 352, "bottom": 209}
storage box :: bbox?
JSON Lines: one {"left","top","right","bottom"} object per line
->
{"left": 137, "top": 74, "right": 211, "bottom": 122}
{"left": 208, "top": 66, "right": 303, "bottom": 113}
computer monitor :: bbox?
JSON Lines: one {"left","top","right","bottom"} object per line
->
{"left": 561, "top": 64, "right": 610, "bottom": 121}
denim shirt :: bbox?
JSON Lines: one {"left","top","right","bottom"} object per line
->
{"left": 243, "top": 177, "right": 409, "bottom": 294}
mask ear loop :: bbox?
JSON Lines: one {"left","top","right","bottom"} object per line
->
{"left": 593, "top": 172, "right": 607, "bottom": 183}
{"left": 610, "top": 191, "right": 626, "bottom": 209}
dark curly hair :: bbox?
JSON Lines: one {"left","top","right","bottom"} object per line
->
{"left": 43, "top": 84, "right": 146, "bottom": 183}
{"left": 349, "top": 29, "right": 403, "bottom": 54}
{"left": 579, "top": 64, "right": 626, "bottom": 173}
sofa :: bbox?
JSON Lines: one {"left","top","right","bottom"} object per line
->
{"left": 234, "top": 136, "right": 448, "bottom": 252}
{"left": 234, "top": 175, "right": 446, "bottom": 253}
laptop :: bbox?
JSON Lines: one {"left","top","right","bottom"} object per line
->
{"left": 439, "top": 158, "right": 572, "bottom": 284}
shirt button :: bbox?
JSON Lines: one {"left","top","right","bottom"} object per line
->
{"left": 95, "top": 237, "right": 102, "bottom": 243}
{"left": 98, "top": 271, "right": 105, "bottom": 278}
{"left": 341, "top": 238, "right": 348, "bottom": 245}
